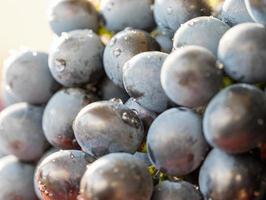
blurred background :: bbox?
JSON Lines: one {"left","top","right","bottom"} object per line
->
{"left": 0, "top": 0, "right": 53, "bottom": 66}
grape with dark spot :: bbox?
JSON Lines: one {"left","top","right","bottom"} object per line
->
{"left": 161, "top": 46, "right": 223, "bottom": 108}
{"left": 147, "top": 107, "right": 208, "bottom": 176}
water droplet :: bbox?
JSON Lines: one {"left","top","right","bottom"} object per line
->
{"left": 113, "top": 48, "right": 121, "bottom": 57}
{"left": 55, "top": 59, "right": 66, "bottom": 72}
{"left": 125, "top": 27, "right": 133, "bottom": 31}
{"left": 70, "top": 153, "right": 75, "bottom": 159}
{"left": 188, "top": 21, "right": 195, "bottom": 26}
{"left": 132, "top": 109, "right": 138, "bottom": 115}
{"left": 122, "top": 112, "right": 141, "bottom": 128}
{"left": 32, "top": 51, "right": 37, "bottom": 56}
{"left": 124, "top": 36, "right": 128, "bottom": 41}
{"left": 216, "top": 61, "right": 224, "bottom": 69}
{"left": 110, "top": 98, "right": 123, "bottom": 104}
{"left": 167, "top": 7, "right": 173, "bottom": 14}
{"left": 109, "top": 38, "right": 117, "bottom": 46}
{"left": 61, "top": 32, "right": 69, "bottom": 40}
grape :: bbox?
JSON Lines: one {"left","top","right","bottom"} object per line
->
{"left": 125, "top": 97, "right": 157, "bottom": 134}
{"left": 199, "top": 149, "right": 265, "bottom": 200}
{"left": 220, "top": 0, "right": 254, "bottom": 26}
{"left": 245, "top": 0, "right": 266, "bottom": 25}
{"left": 34, "top": 148, "right": 58, "bottom": 200}
{"left": 43, "top": 88, "right": 98, "bottom": 149}
{"left": 152, "top": 180, "right": 202, "bottom": 200}
{"left": 133, "top": 152, "right": 151, "bottom": 167}
{"left": 48, "top": 0, "right": 99, "bottom": 35}
{"left": 152, "top": 27, "right": 174, "bottom": 53}
{"left": 173, "top": 16, "right": 230, "bottom": 55}
{"left": 123, "top": 51, "right": 169, "bottom": 113}
{"left": 147, "top": 107, "right": 209, "bottom": 176}
{"left": 0, "top": 155, "right": 38, "bottom": 200}
{"left": 103, "top": 28, "right": 160, "bottom": 87}
{"left": 153, "top": 0, "right": 211, "bottom": 33}
{"left": 218, "top": 23, "right": 266, "bottom": 83}
{"left": 49, "top": 29, "right": 104, "bottom": 87}
{"left": 161, "top": 46, "right": 223, "bottom": 108}
{"left": 203, "top": 84, "right": 266, "bottom": 154}
{"left": 35, "top": 150, "right": 94, "bottom": 200}
{"left": 1, "top": 83, "right": 20, "bottom": 107}
{"left": 0, "top": 103, "right": 49, "bottom": 161}
{"left": 79, "top": 153, "right": 153, "bottom": 200}
{"left": 100, "top": 0, "right": 155, "bottom": 32}
{"left": 73, "top": 100, "right": 144, "bottom": 157}
{"left": 3, "top": 50, "right": 59, "bottom": 104}
{"left": 98, "top": 77, "right": 129, "bottom": 102}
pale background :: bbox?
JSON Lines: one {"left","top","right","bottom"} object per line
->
{"left": 0, "top": 0, "right": 53, "bottom": 67}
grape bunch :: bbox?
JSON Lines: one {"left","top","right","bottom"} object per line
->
{"left": 0, "top": 0, "right": 266, "bottom": 199}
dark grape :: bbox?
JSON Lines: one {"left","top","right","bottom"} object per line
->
{"left": 35, "top": 150, "right": 94, "bottom": 200}
{"left": 152, "top": 180, "right": 202, "bottom": 200}
{"left": 203, "top": 84, "right": 266, "bottom": 154}
{"left": 79, "top": 153, "right": 153, "bottom": 200}
{"left": 73, "top": 100, "right": 144, "bottom": 157}
{"left": 199, "top": 149, "right": 265, "bottom": 200}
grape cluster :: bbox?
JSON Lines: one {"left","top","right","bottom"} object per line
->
{"left": 0, "top": 0, "right": 266, "bottom": 199}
